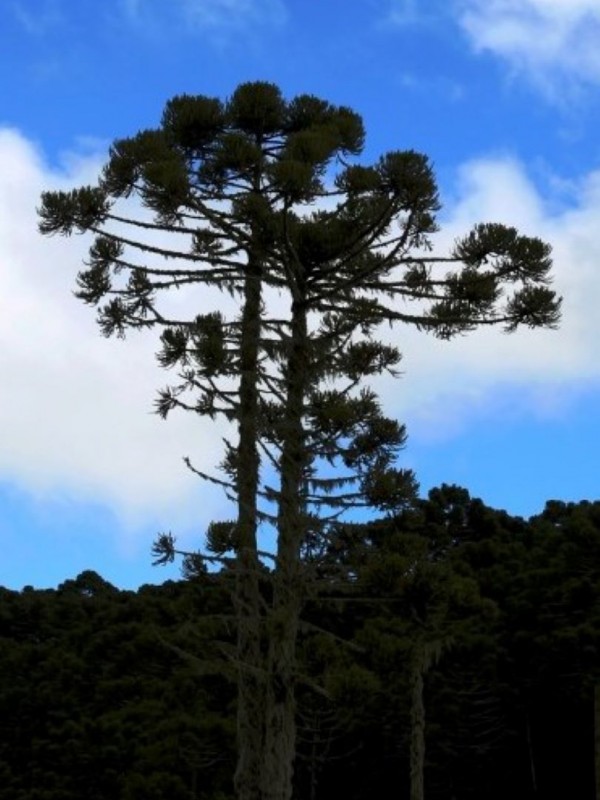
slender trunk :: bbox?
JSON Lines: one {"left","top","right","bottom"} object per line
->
{"left": 595, "top": 684, "right": 600, "bottom": 800}
{"left": 261, "top": 297, "right": 309, "bottom": 800}
{"left": 410, "top": 643, "right": 427, "bottom": 800}
{"left": 309, "top": 730, "right": 319, "bottom": 800}
{"left": 234, "top": 256, "right": 264, "bottom": 800}
{"left": 409, "top": 639, "right": 447, "bottom": 800}
{"left": 525, "top": 708, "right": 537, "bottom": 796}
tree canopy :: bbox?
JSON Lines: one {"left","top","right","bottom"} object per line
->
{"left": 2, "top": 491, "right": 599, "bottom": 799}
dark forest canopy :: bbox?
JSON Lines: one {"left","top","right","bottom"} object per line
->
{"left": 1, "top": 488, "right": 599, "bottom": 800}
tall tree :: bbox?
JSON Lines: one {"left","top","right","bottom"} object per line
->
{"left": 249, "top": 151, "right": 560, "bottom": 800}
{"left": 38, "top": 81, "right": 561, "bottom": 800}
{"left": 37, "top": 82, "right": 371, "bottom": 800}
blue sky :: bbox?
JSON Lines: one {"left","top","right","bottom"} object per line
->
{"left": 1, "top": 0, "right": 600, "bottom": 590}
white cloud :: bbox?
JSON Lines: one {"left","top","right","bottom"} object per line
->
{"left": 1, "top": 128, "right": 598, "bottom": 539}
{"left": 0, "top": 129, "right": 231, "bottom": 538}
{"left": 457, "top": 0, "right": 600, "bottom": 94}
{"left": 377, "top": 153, "right": 600, "bottom": 440}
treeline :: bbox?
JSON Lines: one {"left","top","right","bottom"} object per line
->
{"left": 1, "top": 485, "right": 599, "bottom": 799}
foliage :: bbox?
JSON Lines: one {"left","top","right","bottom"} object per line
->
{"left": 2, "top": 492, "right": 600, "bottom": 798}
{"left": 38, "top": 81, "right": 561, "bottom": 800}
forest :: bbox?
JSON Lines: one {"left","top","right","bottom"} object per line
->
{"left": 1, "top": 485, "right": 598, "bottom": 800}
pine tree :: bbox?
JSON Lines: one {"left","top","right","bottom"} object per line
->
{"left": 38, "top": 80, "right": 561, "bottom": 800}
{"left": 247, "top": 146, "right": 559, "bottom": 800}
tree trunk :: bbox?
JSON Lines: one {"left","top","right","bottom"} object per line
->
{"left": 261, "top": 297, "right": 309, "bottom": 800}
{"left": 261, "top": 576, "right": 301, "bottom": 800}
{"left": 409, "top": 640, "right": 445, "bottom": 800}
{"left": 410, "top": 643, "right": 427, "bottom": 800}
{"left": 595, "top": 684, "right": 600, "bottom": 800}
{"left": 233, "top": 258, "right": 264, "bottom": 800}
{"left": 525, "top": 708, "right": 537, "bottom": 796}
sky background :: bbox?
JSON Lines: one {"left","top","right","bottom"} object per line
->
{"left": 1, "top": 0, "right": 600, "bottom": 590}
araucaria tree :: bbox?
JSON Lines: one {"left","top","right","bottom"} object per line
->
{"left": 38, "top": 81, "right": 561, "bottom": 800}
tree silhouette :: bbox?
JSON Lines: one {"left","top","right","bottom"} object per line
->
{"left": 38, "top": 81, "right": 561, "bottom": 800}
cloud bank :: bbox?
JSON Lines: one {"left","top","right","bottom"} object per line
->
{"left": 0, "top": 129, "right": 228, "bottom": 534}
{"left": 385, "top": 155, "right": 600, "bottom": 442}
{"left": 385, "top": 0, "right": 600, "bottom": 96}
{"left": 0, "top": 128, "right": 598, "bottom": 533}
{"left": 457, "top": 0, "right": 600, "bottom": 94}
